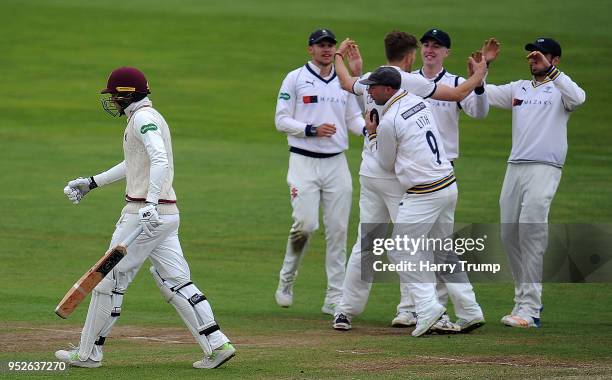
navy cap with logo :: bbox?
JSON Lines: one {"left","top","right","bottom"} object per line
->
{"left": 359, "top": 66, "right": 401, "bottom": 89}
{"left": 308, "top": 28, "right": 337, "bottom": 45}
{"left": 420, "top": 28, "right": 451, "bottom": 48}
{"left": 525, "top": 37, "right": 562, "bottom": 58}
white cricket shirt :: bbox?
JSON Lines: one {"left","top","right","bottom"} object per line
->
{"left": 486, "top": 68, "right": 585, "bottom": 168}
{"left": 373, "top": 89, "right": 454, "bottom": 190}
{"left": 353, "top": 67, "right": 437, "bottom": 179}
{"left": 275, "top": 61, "right": 364, "bottom": 154}
{"left": 413, "top": 68, "right": 489, "bottom": 160}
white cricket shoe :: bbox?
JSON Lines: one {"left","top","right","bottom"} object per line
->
{"left": 275, "top": 282, "right": 293, "bottom": 307}
{"left": 411, "top": 304, "right": 446, "bottom": 337}
{"left": 391, "top": 312, "right": 417, "bottom": 327}
{"left": 333, "top": 313, "right": 352, "bottom": 331}
{"left": 321, "top": 303, "right": 336, "bottom": 315}
{"left": 430, "top": 313, "right": 461, "bottom": 334}
{"left": 55, "top": 344, "right": 101, "bottom": 368}
{"left": 501, "top": 315, "right": 541, "bottom": 328}
{"left": 193, "top": 343, "right": 236, "bottom": 369}
{"left": 457, "top": 316, "right": 486, "bottom": 332}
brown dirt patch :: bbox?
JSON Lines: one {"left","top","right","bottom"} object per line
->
{"left": 2, "top": 321, "right": 610, "bottom": 376}
{"left": 0, "top": 322, "right": 193, "bottom": 352}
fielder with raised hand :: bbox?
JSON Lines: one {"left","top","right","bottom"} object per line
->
{"left": 332, "top": 32, "right": 456, "bottom": 334}
{"left": 331, "top": 32, "right": 488, "bottom": 333}
{"left": 484, "top": 38, "right": 586, "bottom": 328}
{"left": 274, "top": 28, "right": 365, "bottom": 315}
{"left": 56, "top": 67, "right": 235, "bottom": 369}
{"left": 335, "top": 36, "right": 489, "bottom": 104}
{"left": 362, "top": 66, "right": 460, "bottom": 337}
{"left": 392, "top": 29, "right": 495, "bottom": 332}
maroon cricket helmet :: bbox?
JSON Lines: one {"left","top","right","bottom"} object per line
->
{"left": 101, "top": 67, "right": 151, "bottom": 94}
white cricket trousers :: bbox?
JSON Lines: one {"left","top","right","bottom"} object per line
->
{"left": 337, "top": 177, "right": 481, "bottom": 321}
{"left": 279, "top": 152, "right": 352, "bottom": 305}
{"left": 499, "top": 163, "right": 562, "bottom": 319}
{"left": 389, "top": 184, "right": 458, "bottom": 317}
{"left": 335, "top": 176, "right": 403, "bottom": 317}
{"left": 78, "top": 212, "right": 228, "bottom": 361}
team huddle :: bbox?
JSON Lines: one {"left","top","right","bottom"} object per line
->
{"left": 53, "top": 27, "right": 585, "bottom": 369}
{"left": 274, "top": 28, "right": 585, "bottom": 336}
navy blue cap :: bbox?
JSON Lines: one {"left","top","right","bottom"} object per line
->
{"left": 308, "top": 28, "right": 336, "bottom": 45}
{"left": 525, "top": 37, "right": 562, "bottom": 58}
{"left": 359, "top": 66, "right": 401, "bottom": 89}
{"left": 420, "top": 28, "right": 451, "bottom": 48}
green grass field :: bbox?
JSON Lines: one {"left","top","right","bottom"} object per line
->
{"left": 1, "top": 0, "right": 612, "bottom": 378}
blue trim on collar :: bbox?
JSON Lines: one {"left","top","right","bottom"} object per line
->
{"left": 419, "top": 68, "right": 447, "bottom": 83}
{"left": 305, "top": 64, "right": 337, "bottom": 84}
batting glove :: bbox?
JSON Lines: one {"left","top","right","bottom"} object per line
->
{"left": 64, "top": 177, "right": 98, "bottom": 204}
{"left": 138, "top": 203, "right": 163, "bottom": 237}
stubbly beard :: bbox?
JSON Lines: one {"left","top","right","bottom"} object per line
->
{"left": 374, "top": 98, "right": 386, "bottom": 106}
{"left": 531, "top": 66, "right": 548, "bottom": 77}
{"left": 313, "top": 56, "right": 333, "bottom": 68}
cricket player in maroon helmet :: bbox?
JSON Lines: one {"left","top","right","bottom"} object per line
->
{"left": 56, "top": 67, "right": 236, "bottom": 369}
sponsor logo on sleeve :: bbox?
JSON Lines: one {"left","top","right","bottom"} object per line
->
{"left": 401, "top": 102, "right": 426, "bottom": 119}
{"left": 279, "top": 92, "right": 290, "bottom": 100}
{"left": 140, "top": 123, "right": 158, "bottom": 134}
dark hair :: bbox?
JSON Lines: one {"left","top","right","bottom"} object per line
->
{"left": 384, "top": 31, "right": 419, "bottom": 62}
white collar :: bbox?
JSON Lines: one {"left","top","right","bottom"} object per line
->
{"left": 307, "top": 61, "right": 335, "bottom": 79}
{"left": 382, "top": 90, "right": 407, "bottom": 115}
{"left": 125, "top": 97, "right": 152, "bottom": 119}
{"left": 419, "top": 67, "right": 446, "bottom": 81}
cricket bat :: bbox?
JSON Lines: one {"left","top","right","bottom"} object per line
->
{"left": 55, "top": 226, "right": 143, "bottom": 319}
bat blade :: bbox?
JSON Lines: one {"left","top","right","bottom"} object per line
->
{"left": 54, "top": 244, "right": 128, "bottom": 319}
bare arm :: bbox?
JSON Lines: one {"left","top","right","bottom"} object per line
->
{"left": 431, "top": 56, "right": 487, "bottom": 102}
{"left": 458, "top": 77, "right": 489, "bottom": 119}
{"left": 334, "top": 38, "right": 359, "bottom": 93}
{"left": 430, "top": 40, "right": 497, "bottom": 102}
{"left": 347, "top": 43, "right": 363, "bottom": 76}
{"left": 459, "top": 50, "right": 490, "bottom": 118}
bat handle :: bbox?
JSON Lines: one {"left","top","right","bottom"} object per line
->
{"left": 121, "top": 225, "right": 144, "bottom": 247}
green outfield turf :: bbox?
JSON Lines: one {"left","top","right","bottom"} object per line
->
{"left": 1, "top": 0, "right": 611, "bottom": 379}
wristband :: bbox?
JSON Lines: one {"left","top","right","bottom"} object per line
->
{"left": 474, "top": 86, "right": 485, "bottom": 95}
{"left": 545, "top": 65, "right": 560, "bottom": 80}
{"left": 305, "top": 124, "right": 318, "bottom": 136}
{"left": 334, "top": 52, "right": 344, "bottom": 59}
{"left": 88, "top": 176, "right": 98, "bottom": 190}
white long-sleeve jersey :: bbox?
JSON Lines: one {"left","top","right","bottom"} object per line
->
{"left": 93, "top": 97, "right": 177, "bottom": 214}
{"left": 275, "top": 61, "right": 365, "bottom": 154}
{"left": 371, "top": 90, "right": 454, "bottom": 191}
{"left": 486, "top": 67, "right": 585, "bottom": 168}
{"left": 353, "top": 67, "right": 437, "bottom": 179}
{"left": 413, "top": 68, "right": 489, "bottom": 160}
